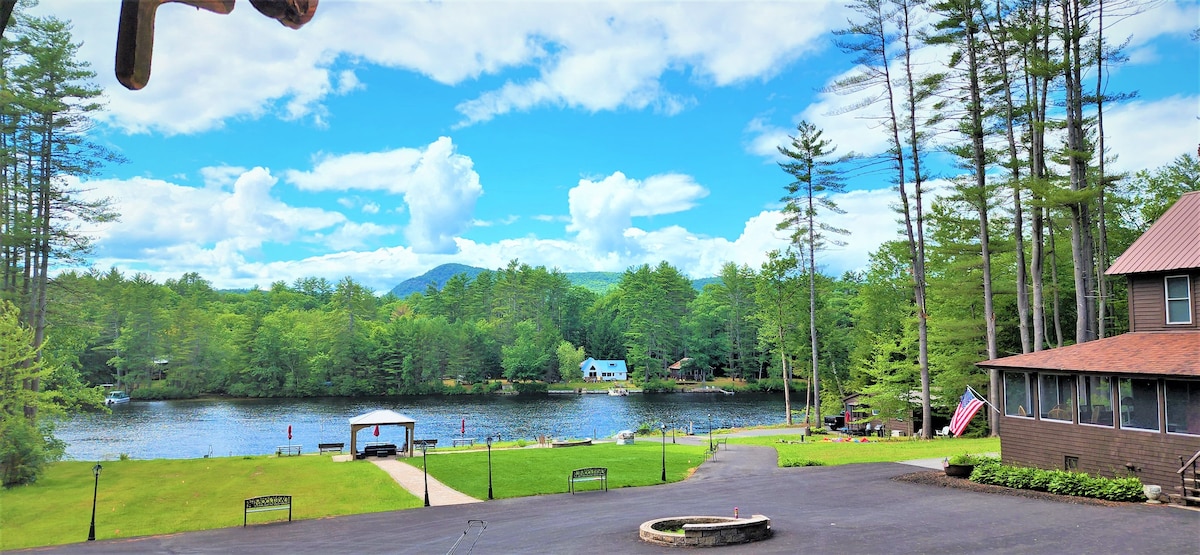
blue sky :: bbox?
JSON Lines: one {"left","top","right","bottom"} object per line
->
{"left": 34, "top": 0, "right": 1200, "bottom": 292}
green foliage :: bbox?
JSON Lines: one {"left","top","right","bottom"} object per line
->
{"left": 970, "top": 462, "right": 1145, "bottom": 502}
{"left": 0, "top": 418, "right": 62, "bottom": 487}
{"left": 512, "top": 381, "right": 548, "bottom": 394}
{"left": 555, "top": 340, "right": 585, "bottom": 382}
{"left": 638, "top": 378, "right": 676, "bottom": 393}
{"left": 947, "top": 452, "right": 996, "bottom": 466}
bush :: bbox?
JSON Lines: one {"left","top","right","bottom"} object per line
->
{"left": 0, "top": 418, "right": 63, "bottom": 487}
{"left": 948, "top": 453, "right": 997, "bottom": 466}
{"left": 638, "top": 379, "right": 676, "bottom": 393}
{"left": 970, "top": 462, "right": 1145, "bottom": 502}
{"left": 512, "top": 381, "right": 548, "bottom": 395}
{"left": 129, "top": 386, "right": 193, "bottom": 400}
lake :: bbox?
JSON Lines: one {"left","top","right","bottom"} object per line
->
{"left": 54, "top": 393, "right": 792, "bottom": 460}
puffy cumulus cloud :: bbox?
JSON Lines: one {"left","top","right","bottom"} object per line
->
{"left": 284, "top": 137, "right": 483, "bottom": 254}
{"left": 38, "top": 1, "right": 840, "bottom": 134}
{"left": 454, "top": 1, "right": 842, "bottom": 125}
{"left": 567, "top": 172, "right": 708, "bottom": 253}
{"left": 1102, "top": 95, "right": 1200, "bottom": 173}
{"left": 743, "top": 117, "right": 792, "bottom": 161}
{"left": 69, "top": 167, "right": 346, "bottom": 273}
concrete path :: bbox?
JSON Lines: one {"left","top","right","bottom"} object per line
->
{"left": 370, "top": 458, "right": 481, "bottom": 506}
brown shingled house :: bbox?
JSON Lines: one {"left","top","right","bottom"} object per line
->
{"left": 979, "top": 191, "right": 1200, "bottom": 499}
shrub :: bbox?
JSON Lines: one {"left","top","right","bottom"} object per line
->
{"left": 512, "top": 381, "right": 548, "bottom": 395}
{"left": 970, "top": 462, "right": 1145, "bottom": 502}
{"left": 0, "top": 418, "right": 63, "bottom": 487}
{"left": 639, "top": 379, "right": 676, "bottom": 393}
{"left": 781, "top": 458, "right": 825, "bottom": 467}
{"left": 948, "top": 452, "right": 996, "bottom": 466}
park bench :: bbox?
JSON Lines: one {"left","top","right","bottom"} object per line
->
{"left": 568, "top": 467, "right": 608, "bottom": 494}
{"left": 413, "top": 439, "right": 438, "bottom": 450}
{"left": 243, "top": 495, "right": 291, "bottom": 526}
{"left": 317, "top": 442, "right": 344, "bottom": 454}
{"left": 275, "top": 445, "right": 302, "bottom": 456}
{"left": 452, "top": 438, "right": 475, "bottom": 447}
{"left": 362, "top": 443, "right": 398, "bottom": 458}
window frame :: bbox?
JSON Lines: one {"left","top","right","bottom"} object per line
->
{"left": 1039, "top": 373, "right": 1075, "bottom": 422}
{"left": 1164, "top": 379, "right": 1200, "bottom": 436}
{"left": 1077, "top": 375, "right": 1114, "bottom": 428}
{"left": 1165, "top": 275, "right": 1192, "bottom": 325}
{"left": 1118, "top": 377, "right": 1161, "bottom": 433}
{"left": 1003, "top": 371, "right": 1032, "bottom": 418}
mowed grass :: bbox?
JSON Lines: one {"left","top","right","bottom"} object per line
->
{"left": 408, "top": 441, "right": 708, "bottom": 498}
{"left": 732, "top": 435, "right": 1001, "bottom": 466}
{"left": 0, "top": 455, "right": 420, "bottom": 551}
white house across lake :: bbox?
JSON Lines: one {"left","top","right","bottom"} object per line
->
{"left": 581, "top": 358, "right": 627, "bottom": 382}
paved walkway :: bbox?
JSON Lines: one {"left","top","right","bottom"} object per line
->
{"left": 369, "top": 459, "right": 481, "bottom": 506}
{"left": 18, "top": 430, "right": 1198, "bottom": 554}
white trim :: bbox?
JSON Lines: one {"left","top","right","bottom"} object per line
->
{"left": 1164, "top": 275, "right": 1192, "bottom": 325}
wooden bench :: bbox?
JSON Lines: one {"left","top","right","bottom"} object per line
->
{"left": 317, "top": 442, "right": 344, "bottom": 454}
{"left": 452, "top": 438, "right": 475, "bottom": 447}
{"left": 275, "top": 445, "right": 301, "bottom": 456}
{"left": 244, "top": 495, "right": 291, "bottom": 526}
{"left": 413, "top": 439, "right": 438, "bottom": 450}
{"left": 568, "top": 467, "right": 608, "bottom": 494}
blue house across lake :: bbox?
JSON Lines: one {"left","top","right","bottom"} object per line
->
{"left": 581, "top": 358, "right": 628, "bottom": 382}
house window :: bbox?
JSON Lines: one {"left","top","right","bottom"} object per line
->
{"left": 1003, "top": 372, "right": 1031, "bottom": 417}
{"left": 1039, "top": 374, "right": 1075, "bottom": 421}
{"left": 1164, "top": 380, "right": 1200, "bottom": 435}
{"left": 1064, "top": 456, "right": 1079, "bottom": 471}
{"left": 1118, "top": 377, "right": 1160, "bottom": 431}
{"left": 1077, "top": 376, "right": 1114, "bottom": 427}
{"left": 1166, "top": 275, "right": 1192, "bottom": 324}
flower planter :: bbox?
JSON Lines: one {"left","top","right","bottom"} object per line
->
{"left": 944, "top": 464, "right": 974, "bottom": 478}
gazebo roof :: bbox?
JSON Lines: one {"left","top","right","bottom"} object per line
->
{"left": 349, "top": 409, "right": 415, "bottom": 426}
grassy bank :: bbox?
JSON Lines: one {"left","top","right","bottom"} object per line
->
{"left": 1, "top": 435, "right": 1001, "bottom": 550}
{"left": 735, "top": 436, "right": 1001, "bottom": 466}
{"left": 0, "top": 455, "right": 419, "bottom": 551}
{"left": 408, "top": 441, "right": 707, "bottom": 498}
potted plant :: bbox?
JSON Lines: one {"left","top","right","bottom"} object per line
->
{"left": 944, "top": 453, "right": 984, "bottom": 478}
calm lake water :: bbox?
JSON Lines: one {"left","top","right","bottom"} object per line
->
{"left": 54, "top": 393, "right": 790, "bottom": 460}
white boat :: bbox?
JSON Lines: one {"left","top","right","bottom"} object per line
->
{"left": 104, "top": 390, "right": 130, "bottom": 405}
{"left": 608, "top": 387, "right": 628, "bottom": 396}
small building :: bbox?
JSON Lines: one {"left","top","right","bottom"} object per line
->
{"left": 978, "top": 191, "right": 1200, "bottom": 491}
{"left": 580, "top": 358, "right": 628, "bottom": 382}
{"left": 667, "top": 358, "right": 701, "bottom": 381}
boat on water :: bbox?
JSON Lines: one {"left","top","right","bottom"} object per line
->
{"left": 607, "top": 386, "right": 628, "bottom": 396}
{"left": 104, "top": 390, "right": 130, "bottom": 405}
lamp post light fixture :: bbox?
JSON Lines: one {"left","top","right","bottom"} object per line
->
{"left": 87, "top": 462, "right": 102, "bottom": 541}
{"left": 660, "top": 423, "right": 667, "bottom": 482}
{"left": 420, "top": 442, "right": 430, "bottom": 507}
{"left": 486, "top": 435, "right": 494, "bottom": 500}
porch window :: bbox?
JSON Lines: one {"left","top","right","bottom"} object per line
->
{"left": 1003, "top": 371, "right": 1031, "bottom": 417}
{"left": 1118, "top": 378, "right": 1160, "bottom": 431}
{"left": 1165, "top": 380, "right": 1200, "bottom": 435}
{"left": 1166, "top": 275, "right": 1192, "bottom": 324}
{"left": 1078, "top": 375, "right": 1113, "bottom": 427}
{"left": 1039, "top": 374, "right": 1075, "bottom": 421}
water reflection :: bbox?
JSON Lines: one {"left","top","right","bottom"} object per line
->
{"left": 55, "top": 393, "right": 789, "bottom": 460}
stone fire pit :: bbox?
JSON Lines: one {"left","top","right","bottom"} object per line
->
{"left": 639, "top": 515, "right": 772, "bottom": 547}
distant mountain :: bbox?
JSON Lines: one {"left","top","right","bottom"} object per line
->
{"left": 389, "top": 263, "right": 486, "bottom": 297}
{"left": 390, "top": 264, "right": 716, "bottom": 297}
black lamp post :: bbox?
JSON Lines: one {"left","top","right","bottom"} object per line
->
{"left": 486, "top": 435, "right": 494, "bottom": 500}
{"left": 660, "top": 423, "right": 667, "bottom": 482}
{"left": 87, "top": 462, "right": 102, "bottom": 541}
{"left": 420, "top": 442, "right": 430, "bottom": 507}
{"left": 708, "top": 413, "right": 713, "bottom": 451}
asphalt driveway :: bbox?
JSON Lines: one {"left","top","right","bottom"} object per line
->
{"left": 18, "top": 442, "right": 1199, "bottom": 554}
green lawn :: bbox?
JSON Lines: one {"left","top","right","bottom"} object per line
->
{"left": 0, "top": 435, "right": 1002, "bottom": 551}
{"left": 732, "top": 435, "right": 1000, "bottom": 466}
{"left": 0, "top": 455, "right": 420, "bottom": 551}
{"left": 407, "top": 441, "right": 707, "bottom": 498}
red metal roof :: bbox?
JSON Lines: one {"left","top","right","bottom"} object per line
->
{"left": 1106, "top": 191, "right": 1200, "bottom": 275}
{"left": 977, "top": 331, "right": 1200, "bottom": 376}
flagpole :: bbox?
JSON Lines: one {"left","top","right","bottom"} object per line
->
{"left": 967, "top": 385, "right": 1001, "bottom": 414}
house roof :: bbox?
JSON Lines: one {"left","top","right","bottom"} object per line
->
{"left": 349, "top": 409, "right": 415, "bottom": 426}
{"left": 977, "top": 331, "right": 1200, "bottom": 377}
{"left": 668, "top": 358, "right": 693, "bottom": 370}
{"left": 1106, "top": 191, "right": 1200, "bottom": 275}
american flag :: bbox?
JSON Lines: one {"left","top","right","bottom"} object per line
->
{"left": 949, "top": 388, "right": 985, "bottom": 437}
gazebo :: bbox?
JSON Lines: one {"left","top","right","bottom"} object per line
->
{"left": 349, "top": 409, "right": 416, "bottom": 458}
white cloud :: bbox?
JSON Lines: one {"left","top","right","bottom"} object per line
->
{"left": 284, "top": 137, "right": 483, "bottom": 254}
{"left": 567, "top": 171, "right": 709, "bottom": 253}
{"left": 1102, "top": 95, "right": 1200, "bottom": 173}
{"left": 38, "top": 1, "right": 842, "bottom": 134}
